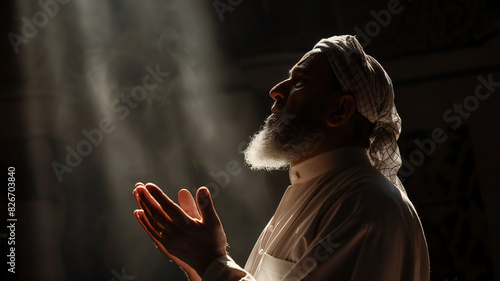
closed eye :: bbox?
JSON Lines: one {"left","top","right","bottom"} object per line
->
{"left": 294, "top": 78, "right": 305, "bottom": 88}
{"left": 288, "top": 67, "right": 310, "bottom": 88}
{"left": 292, "top": 75, "right": 308, "bottom": 88}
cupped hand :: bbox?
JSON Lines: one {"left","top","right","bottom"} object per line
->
{"left": 133, "top": 182, "right": 227, "bottom": 278}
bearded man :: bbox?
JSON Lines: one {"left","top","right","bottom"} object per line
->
{"left": 132, "top": 35, "right": 431, "bottom": 281}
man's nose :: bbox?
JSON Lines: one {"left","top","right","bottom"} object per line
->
{"left": 269, "top": 80, "right": 289, "bottom": 101}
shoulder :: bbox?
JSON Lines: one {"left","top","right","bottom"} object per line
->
{"left": 316, "top": 163, "right": 418, "bottom": 231}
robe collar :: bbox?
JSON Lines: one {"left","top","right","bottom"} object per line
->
{"left": 289, "top": 147, "right": 371, "bottom": 185}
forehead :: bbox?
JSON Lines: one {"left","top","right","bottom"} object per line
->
{"left": 291, "top": 50, "right": 335, "bottom": 82}
{"left": 297, "top": 49, "right": 322, "bottom": 66}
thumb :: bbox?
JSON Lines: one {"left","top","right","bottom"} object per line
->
{"left": 196, "top": 187, "right": 220, "bottom": 226}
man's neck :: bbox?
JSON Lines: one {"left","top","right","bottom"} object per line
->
{"left": 291, "top": 146, "right": 337, "bottom": 167}
{"left": 291, "top": 144, "right": 366, "bottom": 167}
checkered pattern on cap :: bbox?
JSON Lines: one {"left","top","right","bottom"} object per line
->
{"left": 313, "top": 35, "right": 404, "bottom": 192}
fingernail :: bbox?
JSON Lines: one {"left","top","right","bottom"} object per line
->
{"left": 134, "top": 190, "right": 141, "bottom": 200}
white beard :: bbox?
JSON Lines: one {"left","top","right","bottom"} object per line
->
{"left": 244, "top": 107, "right": 326, "bottom": 171}
{"left": 243, "top": 120, "right": 291, "bottom": 171}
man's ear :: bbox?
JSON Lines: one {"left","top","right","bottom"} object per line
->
{"left": 326, "top": 94, "right": 357, "bottom": 127}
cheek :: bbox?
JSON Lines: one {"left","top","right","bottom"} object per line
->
{"left": 285, "top": 91, "right": 312, "bottom": 114}
{"left": 284, "top": 103, "right": 299, "bottom": 115}
{"left": 290, "top": 94, "right": 328, "bottom": 117}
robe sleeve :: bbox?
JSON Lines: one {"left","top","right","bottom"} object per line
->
{"left": 202, "top": 255, "right": 255, "bottom": 281}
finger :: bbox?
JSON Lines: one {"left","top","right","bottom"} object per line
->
{"left": 133, "top": 187, "right": 148, "bottom": 212}
{"left": 134, "top": 186, "right": 154, "bottom": 214}
{"left": 133, "top": 186, "right": 148, "bottom": 210}
{"left": 145, "top": 183, "right": 193, "bottom": 226}
{"left": 136, "top": 185, "right": 174, "bottom": 228}
{"left": 135, "top": 210, "right": 195, "bottom": 270}
{"left": 134, "top": 209, "right": 177, "bottom": 258}
{"left": 196, "top": 187, "right": 221, "bottom": 227}
{"left": 134, "top": 189, "right": 163, "bottom": 230}
{"left": 178, "top": 189, "right": 201, "bottom": 220}
{"left": 135, "top": 182, "right": 144, "bottom": 188}
{"left": 134, "top": 211, "right": 175, "bottom": 254}
{"left": 134, "top": 209, "right": 163, "bottom": 242}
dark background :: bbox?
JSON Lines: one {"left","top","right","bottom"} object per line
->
{"left": 1, "top": 0, "right": 499, "bottom": 280}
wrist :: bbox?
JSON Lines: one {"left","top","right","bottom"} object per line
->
{"left": 194, "top": 251, "right": 228, "bottom": 277}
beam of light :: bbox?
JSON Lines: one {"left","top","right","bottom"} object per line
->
{"left": 14, "top": 0, "right": 280, "bottom": 280}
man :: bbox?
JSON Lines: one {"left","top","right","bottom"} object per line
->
{"left": 133, "top": 35, "right": 430, "bottom": 281}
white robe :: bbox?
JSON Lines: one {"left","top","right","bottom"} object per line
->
{"left": 203, "top": 147, "right": 430, "bottom": 281}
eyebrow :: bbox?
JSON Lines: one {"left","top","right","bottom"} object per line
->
{"left": 288, "top": 66, "right": 310, "bottom": 78}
